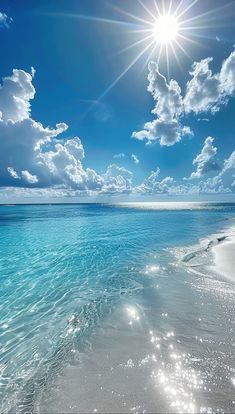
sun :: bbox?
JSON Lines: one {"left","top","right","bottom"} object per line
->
{"left": 153, "top": 15, "right": 179, "bottom": 44}
{"left": 71, "top": 0, "right": 226, "bottom": 108}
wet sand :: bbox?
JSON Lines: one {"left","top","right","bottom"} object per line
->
{"left": 213, "top": 234, "right": 235, "bottom": 281}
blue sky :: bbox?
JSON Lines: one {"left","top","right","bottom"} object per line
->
{"left": 1, "top": 0, "right": 235, "bottom": 202}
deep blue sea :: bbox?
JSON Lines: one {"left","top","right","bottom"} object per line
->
{"left": 0, "top": 202, "right": 235, "bottom": 413}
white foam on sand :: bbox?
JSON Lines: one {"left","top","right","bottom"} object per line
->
{"left": 212, "top": 228, "right": 235, "bottom": 282}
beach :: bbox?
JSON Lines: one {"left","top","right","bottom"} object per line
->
{"left": 1, "top": 0, "right": 235, "bottom": 412}
{"left": 213, "top": 230, "right": 235, "bottom": 282}
{"left": 0, "top": 203, "right": 235, "bottom": 413}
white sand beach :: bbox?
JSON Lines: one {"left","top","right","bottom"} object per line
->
{"left": 213, "top": 231, "right": 235, "bottom": 281}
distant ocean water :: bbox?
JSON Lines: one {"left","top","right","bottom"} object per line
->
{"left": 0, "top": 202, "right": 234, "bottom": 413}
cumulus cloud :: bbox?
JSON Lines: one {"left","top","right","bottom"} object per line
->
{"left": 212, "top": 150, "right": 235, "bottom": 190}
{"left": 21, "top": 170, "right": 38, "bottom": 184}
{"left": 198, "top": 176, "right": 230, "bottom": 194}
{"left": 1, "top": 65, "right": 235, "bottom": 199}
{"left": 189, "top": 137, "right": 220, "bottom": 179}
{"left": 184, "top": 50, "right": 235, "bottom": 114}
{"left": 106, "top": 150, "right": 235, "bottom": 195}
{"left": 132, "top": 61, "right": 193, "bottom": 146}
{"left": 220, "top": 51, "right": 235, "bottom": 95}
{"left": 40, "top": 137, "right": 103, "bottom": 190}
{"left": 7, "top": 166, "right": 38, "bottom": 184}
{"left": 0, "top": 115, "right": 69, "bottom": 187}
{"left": 0, "top": 11, "right": 12, "bottom": 28}
{"left": 102, "top": 164, "right": 133, "bottom": 194}
{"left": 223, "top": 150, "right": 235, "bottom": 171}
{"left": 133, "top": 50, "right": 235, "bottom": 147}
{"left": 131, "top": 154, "right": 139, "bottom": 164}
{"left": 0, "top": 68, "right": 36, "bottom": 122}
{"left": 187, "top": 149, "right": 235, "bottom": 194}
{"left": 135, "top": 168, "right": 174, "bottom": 194}
{"left": 135, "top": 168, "right": 228, "bottom": 196}
{"left": 0, "top": 67, "right": 136, "bottom": 196}
{"left": 0, "top": 68, "right": 104, "bottom": 192}
{"left": 134, "top": 152, "right": 234, "bottom": 195}
{"left": 184, "top": 58, "right": 221, "bottom": 114}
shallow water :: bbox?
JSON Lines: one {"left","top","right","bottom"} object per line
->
{"left": 0, "top": 203, "right": 234, "bottom": 413}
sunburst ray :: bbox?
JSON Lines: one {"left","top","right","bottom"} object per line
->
{"left": 72, "top": 0, "right": 232, "bottom": 120}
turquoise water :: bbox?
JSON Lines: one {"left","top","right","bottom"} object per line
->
{"left": 0, "top": 203, "right": 235, "bottom": 413}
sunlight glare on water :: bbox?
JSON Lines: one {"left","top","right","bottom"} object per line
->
{"left": 0, "top": 203, "right": 235, "bottom": 413}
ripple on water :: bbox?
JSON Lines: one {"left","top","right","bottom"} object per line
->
{"left": 0, "top": 204, "right": 235, "bottom": 413}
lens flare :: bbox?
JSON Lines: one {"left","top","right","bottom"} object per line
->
{"left": 60, "top": 0, "right": 233, "bottom": 116}
{"left": 153, "top": 15, "right": 179, "bottom": 44}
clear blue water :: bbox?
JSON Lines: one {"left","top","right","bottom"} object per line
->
{"left": 0, "top": 203, "right": 235, "bottom": 413}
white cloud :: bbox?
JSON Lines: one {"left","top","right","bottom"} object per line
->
{"left": 133, "top": 50, "right": 235, "bottom": 147}
{"left": 189, "top": 136, "right": 220, "bottom": 179}
{"left": 219, "top": 51, "right": 235, "bottom": 96}
{"left": 184, "top": 50, "right": 235, "bottom": 114}
{"left": 198, "top": 176, "right": 230, "bottom": 194}
{"left": 134, "top": 153, "right": 233, "bottom": 195}
{"left": 166, "top": 178, "right": 230, "bottom": 195}
{"left": 0, "top": 116, "right": 69, "bottom": 187}
{"left": 40, "top": 137, "right": 103, "bottom": 190}
{"left": 0, "top": 68, "right": 35, "bottom": 122}
{"left": 184, "top": 58, "right": 221, "bottom": 114}
{"left": 136, "top": 168, "right": 174, "bottom": 194}
{"left": 1, "top": 65, "right": 235, "bottom": 199}
{"left": 132, "top": 61, "right": 193, "bottom": 146}
{"left": 0, "top": 67, "right": 133, "bottom": 195}
{"left": 0, "top": 186, "right": 83, "bottom": 200}
{"left": 214, "top": 150, "right": 235, "bottom": 190}
{"left": 0, "top": 68, "right": 104, "bottom": 192}
{"left": 113, "top": 153, "right": 126, "bottom": 159}
{"left": 21, "top": 170, "right": 38, "bottom": 184}
{"left": 7, "top": 166, "right": 38, "bottom": 184}
{"left": 0, "top": 12, "right": 12, "bottom": 28}
{"left": 197, "top": 118, "right": 209, "bottom": 122}
{"left": 182, "top": 148, "right": 235, "bottom": 194}
{"left": 223, "top": 150, "right": 235, "bottom": 171}
{"left": 102, "top": 164, "right": 133, "bottom": 194}
{"left": 131, "top": 154, "right": 139, "bottom": 164}
{"left": 7, "top": 167, "right": 20, "bottom": 179}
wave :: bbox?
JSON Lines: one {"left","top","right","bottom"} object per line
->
{"left": 182, "top": 235, "right": 227, "bottom": 265}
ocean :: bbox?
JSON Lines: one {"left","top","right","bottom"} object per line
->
{"left": 0, "top": 202, "right": 234, "bottom": 413}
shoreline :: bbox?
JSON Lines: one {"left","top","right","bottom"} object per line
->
{"left": 212, "top": 228, "right": 235, "bottom": 282}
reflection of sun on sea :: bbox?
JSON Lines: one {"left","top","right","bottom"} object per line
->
{"left": 145, "top": 264, "right": 160, "bottom": 275}
{"left": 126, "top": 306, "right": 140, "bottom": 326}
{"left": 148, "top": 330, "right": 201, "bottom": 413}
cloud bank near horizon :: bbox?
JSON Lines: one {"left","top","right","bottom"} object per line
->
{"left": 1, "top": 49, "right": 235, "bottom": 200}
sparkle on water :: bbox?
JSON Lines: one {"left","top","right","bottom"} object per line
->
{"left": 0, "top": 203, "right": 235, "bottom": 413}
